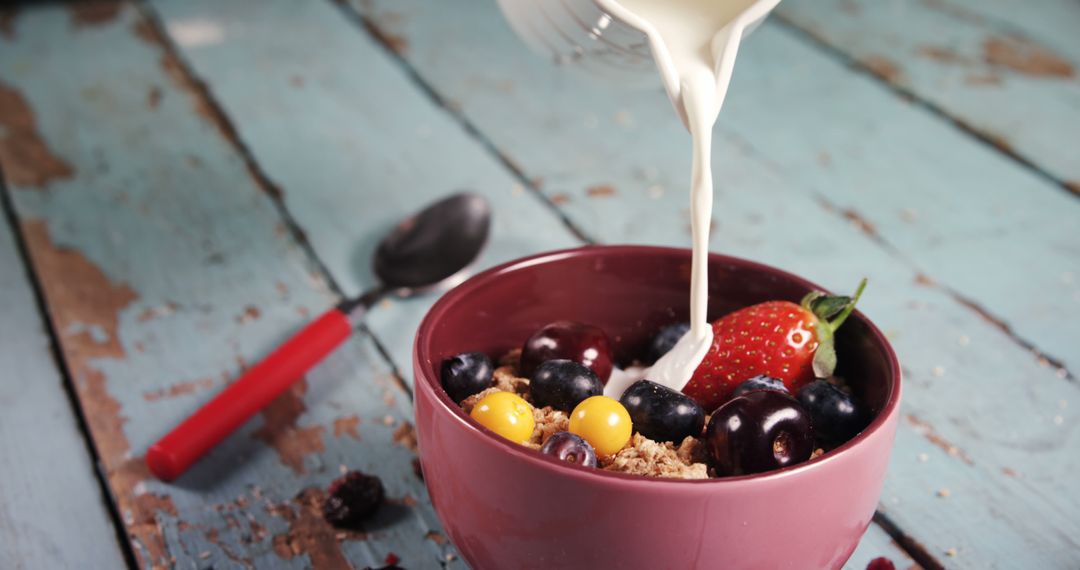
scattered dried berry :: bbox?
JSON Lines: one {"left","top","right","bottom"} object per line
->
{"left": 865, "top": 556, "right": 895, "bottom": 570}
{"left": 323, "top": 471, "right": 385, "bottom": 527}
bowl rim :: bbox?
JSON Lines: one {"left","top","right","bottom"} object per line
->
{"left": 414, "top": 245, "right": 902, "bottom": 488}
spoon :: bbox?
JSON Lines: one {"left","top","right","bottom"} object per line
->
{"left": 147, "top": 193, "right": 492, "bottom": 481}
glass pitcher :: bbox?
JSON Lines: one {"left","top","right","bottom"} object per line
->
{"left": 495, "top": 0, "right": 781, "bottom": 125}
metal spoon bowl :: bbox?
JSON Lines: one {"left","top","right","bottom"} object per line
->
{"left": 375, "top": 192, "right": 491, "bottom": 292}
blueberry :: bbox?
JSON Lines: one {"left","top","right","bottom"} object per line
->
{"left": 440, "top": 352, "right": 493, "bottom": 402}
{"left": 704, "top": 391, "right": 814, "bottom": 476}
{"left": 797, "top": 380, "right": 866, "bottom": 443}
{"left": 619, "top": 380, "right": 705, "bottom": 443}
{"left": 647, "top": 322, "right": 690, "bottom": 363}
{"left": 540, "top": 432, "right": 598, "bottom": 468}
{"left": 732, "top": 375, "right": 789, "bottom": 398}
{"left": 530, "top": 359, "right": 603, "bottom": 412}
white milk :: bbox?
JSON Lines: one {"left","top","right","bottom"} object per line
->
{"left": 603, "top": 0, "right": 774, "bottom": 399}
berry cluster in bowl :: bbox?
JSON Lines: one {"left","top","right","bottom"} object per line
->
{"left": 439, "top": 282, "right": 870, "bottom": 479}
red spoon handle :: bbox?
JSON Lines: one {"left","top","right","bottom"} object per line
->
{"left": 146, "top": 308, "right": 353, "bottom": 481}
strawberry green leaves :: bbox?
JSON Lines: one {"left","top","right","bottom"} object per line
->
{"left": 806, "top": 278, "right": 868, "bottom": 379}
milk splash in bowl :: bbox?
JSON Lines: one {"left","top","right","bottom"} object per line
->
{"left": 599, "top": 0, "right": 783, "bottom": 399}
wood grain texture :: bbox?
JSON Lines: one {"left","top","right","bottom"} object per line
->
{"left": 356, "top": 0, "right": 1080, "bottom": 380}
{"left": 349, "top": 1, "right": 1080, "bottom": 567}
{"left": 0, "top": 193, "right": 128, "bottom": 569}
{"left": 928, "top": 0, "right": 1080, "bottom": 64}
{"left": 0, "top": 4, "right": 457, "bottom": 568}
{"left": 776, "top": 0, "right": 1080, "bottom": 187}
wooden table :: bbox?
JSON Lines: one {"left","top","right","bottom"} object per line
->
{"left": 1, "top": 0, "right": 1077, "bottom": 568}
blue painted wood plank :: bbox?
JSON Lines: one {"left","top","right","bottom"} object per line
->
{"left": 347, "top": 1, "right": 1080, "bottom": 567}
{"left": 777, "top": 0, "right": 1080, "bottom": 187}
{"left": 0, "top": 4, "right": 459, "bottom": 568}
{"left": 356, "top": 0, "right": 1080, "bottom": 379}
{"left": 715, "top": 20, "right": 1080, "bottom": 379}
{"left": 0, "top": 193, "right": 128, "bottom": 570}
{"left": 933, "top": 0, "right": 1080, "bottom": 63}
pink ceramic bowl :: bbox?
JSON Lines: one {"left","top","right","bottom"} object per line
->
{"left": 414, "top": 246, "right": 900, "bottom": 570}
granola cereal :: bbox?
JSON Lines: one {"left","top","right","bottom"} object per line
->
{"left": 492, "top": 365, "right": 530, "bottom": 396}
{"left": 460, "top": 387, "right": 504, "bottom": 415}
{"left": 460, "top": 358, "right": 708, "bottom": 479}
{"left": 604, "top": 434, "right": 709, "bottom": 479}
{"left": 529, "top": 406, "right": 569, "bottom": 448}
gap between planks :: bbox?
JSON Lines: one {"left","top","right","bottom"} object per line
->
{"left": 339, "top": 0, "right": 1075, "bottom": 388}
{"left": 131, "top": 0, "right": 416, "bottom": 400}
{"left": 770, "top": 10, "right": 1080, "bottom": 201}
{"left": 0, "top": 166, "right": 140, "bottom": 570}
{"left": 872, "top": 511, "right": 945, "bottom": 570}
{"left": 739, "top": 134, "right": 1076, "bottom": 383}
{"left": 327, "top": 0, "right": 596, "bottom": 245}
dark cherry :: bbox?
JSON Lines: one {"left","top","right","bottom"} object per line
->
{"left": 530, "top": 359, "right": 603, "bottom": 412}
{"left": 646, "top": 322, "right": 690, "bottom": 364}
{"left": 797, "top": 379, "right": 865, "bottom": 443}
{"left": 323, "top": 471, "right": 385, "bottom": 527}
{"left": 540, "top": 432, "right": 598, "bottom": 468}
{"left": 440, "top": 352, "right": 494, "bottom": 402}
{"left": 519, "top": 321, "right": 613, "bottom": 383}
{"left": 704, "top": 391, "right": 814, "bottom": 476}
{"left": 619, "top": 380, "right": 705, "bottom": 443}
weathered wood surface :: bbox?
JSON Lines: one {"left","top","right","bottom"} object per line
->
{"left": 0, "top": 3, "right": 457, "bottom": 568}
{"left": 776, "top": 0, "right": 1080, "bottom": 189}
{"left": 347, "top": 1, "right": 1080, "bottom": 567}
{"left": 0, "top": 188, "right": 128, "bottom": 568}
{"left": 0, "top": 0, "right": 1076, "bottom": 568}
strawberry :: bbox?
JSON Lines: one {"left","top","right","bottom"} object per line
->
{"left": 683, "top": 279, "right": 867, "bottom": 412}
